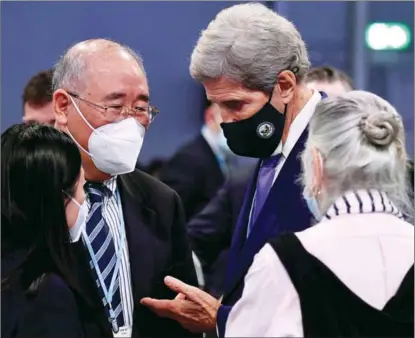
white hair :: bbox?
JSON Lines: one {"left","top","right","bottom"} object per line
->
{"left": 189, "top": 3, "right": 310, "bottom": 92}
{"left": 301, "top": 90, "right": 413, "bottom": 219}
{"left": 52, "top": 38, "right": 146, "bottom": 92}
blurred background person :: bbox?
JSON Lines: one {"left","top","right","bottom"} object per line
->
{"left": 306, "top": 65, "right": 354, "bottom": 96}
{"left": 1, "top": 123, "right": 89, "bottom": 337}
{"left": 159, "top": 93, "right": 251, "bottom": 221}
{"left": 22, "top": 69, "right": 55, "bottom": 125}
{"left": 226, "top": 91, "right": 414, "bottom": 337}
{"left": 144, "top": 158, "right": 166, "bottom": 178}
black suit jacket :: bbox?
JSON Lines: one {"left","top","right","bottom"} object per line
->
{"left": 2, "top": 170, "right": 200, "bottom": 338}
{"left": 159, "top": 134, "right": 225, "bottom": 221}
{"left": 187, "top": 165, "right": 255, "bottom": 297}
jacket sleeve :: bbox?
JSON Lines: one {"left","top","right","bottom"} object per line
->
{"left": 154, "top": 191, "right": 202, "bottom": 337}
{"left": 217, "top": 304, "right": 232, "bottom": 338}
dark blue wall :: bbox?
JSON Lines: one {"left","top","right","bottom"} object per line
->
{"left": 1, "top": 1, "right": 413, "bottom": 162}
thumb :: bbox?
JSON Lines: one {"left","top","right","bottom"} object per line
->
{"left": 164, "top": 276, "right": 197, "bottom": 300}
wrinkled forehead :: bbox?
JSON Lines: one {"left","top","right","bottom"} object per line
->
{"left": 203, "top": 77, "right": 260, "bottom": 103}
{"left": 81, "top": 51, "right": 149, "bottom": 99}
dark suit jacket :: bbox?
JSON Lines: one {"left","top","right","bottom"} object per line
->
{"left": 187, "top": 165, "right": 255, "bottom": 297}
{"left": 2, "top": 170, "right": 200, "bottom": 338}
{"left": 159, "top": 134, "right": 225, "bottom": 221}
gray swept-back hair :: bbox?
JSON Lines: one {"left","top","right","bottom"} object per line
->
{"left": 52, "top": 38, "right": 146, "bottom": 92}
{"left": 190, "top": 2, "right": 310, "bottom": 93}
{"left": 301, "top": 90, "right": 413, "bottom": 219}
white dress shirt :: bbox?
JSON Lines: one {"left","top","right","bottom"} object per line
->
{"left": 226, "top": 191, "right": 414, "bottom": 337}
{"left": 70, "top": 177, "right": 134, "bottom": 335}
{"left": 270, "top": 89, "right": 321, "bottom": 184}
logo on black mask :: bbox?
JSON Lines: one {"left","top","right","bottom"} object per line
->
{"left": 256, "top": 122, "right": 275, "bottom": 139}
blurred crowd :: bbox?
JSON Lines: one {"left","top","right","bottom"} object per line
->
{"left": 2, "top": 3, "right": 414, "bottom": 338}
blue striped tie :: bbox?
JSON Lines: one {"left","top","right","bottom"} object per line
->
{"left": 84, "top": 183, "right": 125, "bottom": 329}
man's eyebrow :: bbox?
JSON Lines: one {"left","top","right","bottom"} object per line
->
{"left": 102, "top": 92, "right": 150, "bottom": 102}
{"left": 103, "top": 92, "right": 126, "bottom": 101}
{"left": 136, "top": 94, "right": 149, "bottom": 102}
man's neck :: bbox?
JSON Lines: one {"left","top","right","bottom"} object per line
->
{"left": 81, "top": 154, "right": 112, "bottom": 182}
{"left": 282, "top": 85, "right": 314, "bottom": 144}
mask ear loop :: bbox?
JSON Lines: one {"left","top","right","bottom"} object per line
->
{"left": 68, "top": 96, "right": 97, "bottom": 133}
{"left": 66, "top": 96, "right": 95, "bottom": 157}
{"left": 62, "top": 190, "right": 82, "bottom": 208}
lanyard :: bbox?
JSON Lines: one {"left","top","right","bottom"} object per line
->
{"left": 82, "top": 191, "right": 126, "bottom": 333}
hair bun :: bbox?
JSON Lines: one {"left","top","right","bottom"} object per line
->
{"left": 359, "top": 113, "right": 399, "bottom": 147}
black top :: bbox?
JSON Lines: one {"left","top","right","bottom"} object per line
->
{"left": 268, "top": 233, "right": 414, "bottom": 337}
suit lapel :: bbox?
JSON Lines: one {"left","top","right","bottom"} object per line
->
{"left": 223, "top": 162, "right": 259, "bottom": 291}
{"left": 117, "top": 174, "right": 158, "bottom": 308}
{"left": 224, "top": 130, "right": 309, "bottom": 298}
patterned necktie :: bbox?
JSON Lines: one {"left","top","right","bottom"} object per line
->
{"left": 248, "top": 154, "right": 282, "bottom": 236}
{"left": 84, "top": 183, "right": 125, "bottom": 330}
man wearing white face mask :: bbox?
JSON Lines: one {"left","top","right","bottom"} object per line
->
{"left": 159, "top": 93, "right": 250, "bottom": 221}
{"left": 52, "top": 38, "right": 200, "bottom": 338}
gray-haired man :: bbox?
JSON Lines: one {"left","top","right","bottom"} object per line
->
{"left": 141, "top": 3, "right": 329, "bottom": 337}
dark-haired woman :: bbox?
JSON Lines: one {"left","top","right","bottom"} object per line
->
{"left": 1, "top": 123, "right": 88, "bottom": 337}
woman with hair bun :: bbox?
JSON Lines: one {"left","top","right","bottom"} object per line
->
{"left": 226, "top": 91, "right": 414, "bottom": 337}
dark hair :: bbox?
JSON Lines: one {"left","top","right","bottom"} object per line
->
{"left": 1, "top": 123, "right": 83, "bottom": 297}
{"left": 306, "top": 66, "right": 354, "bottom": 90}
{"left": 22, "top": 69, "right": 54, "bottom": 108}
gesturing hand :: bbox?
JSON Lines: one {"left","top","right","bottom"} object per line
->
{"left": 141, "top": 276, "right": 220, "bottom": 333}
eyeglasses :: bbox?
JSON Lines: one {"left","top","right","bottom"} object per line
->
{"left": 67, "top": 91, "right": 160, "bottom": 123}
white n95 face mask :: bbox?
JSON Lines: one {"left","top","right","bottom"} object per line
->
{"left": 68, "top": 96, "right": 146, "bottom": 175}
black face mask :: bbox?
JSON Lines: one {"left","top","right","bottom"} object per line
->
{"left": 220, "top": 96, "right": 287, "bottom": 159}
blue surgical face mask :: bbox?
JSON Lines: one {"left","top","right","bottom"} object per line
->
{"left": 303, "top": 189, "right": 322, "bottom": 221}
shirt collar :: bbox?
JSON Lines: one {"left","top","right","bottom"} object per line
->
{"left": 272, "top": 89, "right": 322, "bottom": 158}
{"left": 323, "top": 189, "right": 404, "bottom": 221}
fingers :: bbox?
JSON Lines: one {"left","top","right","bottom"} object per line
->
{"left": 140, "top": 298, "right": 172, "bottom": 312}
{"left": 165, "top": 276, "right": 212, "bottom": 306}
{"left": 175, "top": 293, "right": 186, "bottom": 300}
{"left": 164, "top": 276, "right": 200, "bottom": 302}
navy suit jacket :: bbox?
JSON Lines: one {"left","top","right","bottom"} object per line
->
{"left": 2, "top": 170, "right": 200, "bottom": 338}
{"left": 216, "top": 129, "right": 314, "bottom": 337}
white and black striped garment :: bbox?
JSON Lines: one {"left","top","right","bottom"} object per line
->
{"left": 323, "top": 189, "right": 404, "bottom": 221}
{"left": 87, "top": 177, "right": 134, "bottom": 329}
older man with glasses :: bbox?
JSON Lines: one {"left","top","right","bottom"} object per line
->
{"left": 52, "top": 38, "right": 199, "bottom": 338}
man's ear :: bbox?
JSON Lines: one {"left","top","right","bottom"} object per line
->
{"left": 275, "top": 70, "right": 297, "bottom": 105}
{"left": 53, "top": 89, "right": 71, "bottom": 130}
